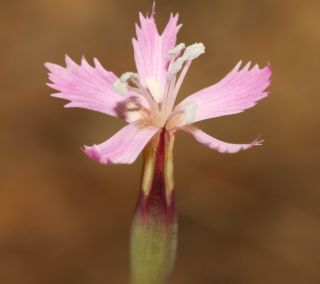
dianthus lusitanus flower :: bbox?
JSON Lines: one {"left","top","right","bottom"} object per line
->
{"left": 45, "top": 4, "right": 271, "bottom": 284}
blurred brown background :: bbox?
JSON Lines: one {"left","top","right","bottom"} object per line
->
{"left": 1, "top": 0, "right": 320, "bottom": 283}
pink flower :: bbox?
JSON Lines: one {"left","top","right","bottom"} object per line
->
{"left": 45, "top": 6, "right": 271, "bottom": 165}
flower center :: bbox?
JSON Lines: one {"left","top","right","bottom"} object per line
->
{"left": 112, "top": 43, "right": 205, "bottom": 128}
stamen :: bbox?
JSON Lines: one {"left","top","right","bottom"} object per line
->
{"left": 113, "top": 79, "right": 128, "bottom": 96}
{"left": 162, "top": 74, "right": 176, "bottom": 120}
{"left": 120, "top": 72, "right": 137, "bottom": 82}
{"left": 165, "top": 61, "right": 191, "bottom": 116}
{"left": 164, "top": 43, "right": 206, "bottom": 116}
{"left": 183, "top": 101, "right": 197, "bottom": 124}
{"left": 168, "top": 57, "right": 185, "bottom": 78}
{"left": 168, "top": 43, "right": 185, "bottom": 58}
{"left": 113, "top": 72, "right": 137, "bottom": 96}
{"left": 167, "top": 42, "right": 205, "bottom": 78}
{"left": 183, "top": 43, "right": 205, "bottom": 61}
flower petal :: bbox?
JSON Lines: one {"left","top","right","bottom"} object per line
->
{"left": 83, "top": 122, "right": 160, "bottom": 164}
{"left": 180, "top": 125, "right": 262, "bottom": 153}
{"left": 132, "top": 7, "right": 182, "bottom": 95}
{"left": 175, "top": 61, "right": 271, "bottom": 124}
{"left": 45, "top": 56, "right": 143, "bottom": 121}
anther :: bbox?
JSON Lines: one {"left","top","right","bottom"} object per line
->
{"left": 184, "top": 101, "right": 197, "bottom": 124}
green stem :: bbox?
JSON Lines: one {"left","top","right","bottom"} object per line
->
{"left": 130, "top": 128, "right": 177, "bottom": 284}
